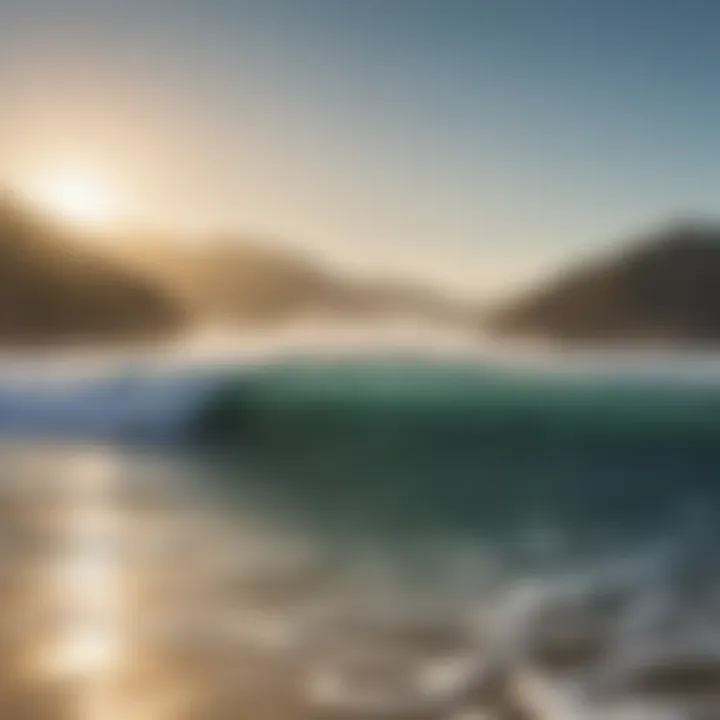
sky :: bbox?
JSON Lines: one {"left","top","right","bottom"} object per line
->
{"left": 1, "top": 0, "right": 720, "bottom": 298}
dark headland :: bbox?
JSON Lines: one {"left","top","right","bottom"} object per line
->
{"left": 489, "top": 222, "right": 720, "bottom": 346}
{"left": 0, "top": 197, "right": 183, "bottom": 346}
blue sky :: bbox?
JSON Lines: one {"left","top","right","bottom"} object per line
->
{"left": 1, "top": 0, "right": 720, "bottom": 296}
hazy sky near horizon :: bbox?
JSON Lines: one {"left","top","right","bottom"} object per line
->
{"left": 1, "top": 0, "right": 720, "bottom": 297}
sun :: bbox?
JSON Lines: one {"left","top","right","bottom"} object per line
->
{"left": 25, "top": 167, "right": 120, "bottom": 226}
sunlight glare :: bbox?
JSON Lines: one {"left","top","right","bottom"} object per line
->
{"left": 25, "top": 167, "right": 121, "bottom": 225}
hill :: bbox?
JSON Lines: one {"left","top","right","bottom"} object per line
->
{"left": 112, "top": 236, "right": 471, "bottom": 330}
{"left": 489, "top": 222, "right": 720, "bottom": 345}
{"left": 0, "top": 198, "right": 185, "bottom": 346}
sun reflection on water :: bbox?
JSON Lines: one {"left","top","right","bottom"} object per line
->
{"left": 42, "top": 450, "right": 129, "bottom": 720}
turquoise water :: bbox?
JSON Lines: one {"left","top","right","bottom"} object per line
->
{"left": 196, "top": 358, "right": 720, "bottom": 544}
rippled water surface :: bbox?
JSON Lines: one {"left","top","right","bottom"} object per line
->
{"left": 2, "top": 358, "right": 720, "bottom": 719}
{"left": 0, "top": 442, "right": 715, "bottom": 720}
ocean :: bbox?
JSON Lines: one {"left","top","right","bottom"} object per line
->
{"left": 1, "top": 349, "right": 720, "bottom": 719}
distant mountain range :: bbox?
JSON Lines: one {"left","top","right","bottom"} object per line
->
{"left": 6, "top": 195, "right": 720, "bottom": 349}
{"left": 489, "top": 222, "right": 720, "bottom": 345}
{"left": 111, "top": 234, "right": 472, "bottom": 333}
{"left": 0, "top": 197, "right": 469, "bottom": 346}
